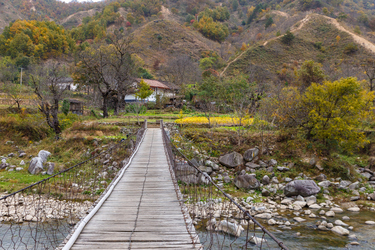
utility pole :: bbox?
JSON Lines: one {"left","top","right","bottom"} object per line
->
{"left": 20, "top": 68, "right": 23, "bottom": 86}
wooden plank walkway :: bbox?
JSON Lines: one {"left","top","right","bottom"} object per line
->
{"left": 71, "top": 128, "right": 200, "bottom": 250}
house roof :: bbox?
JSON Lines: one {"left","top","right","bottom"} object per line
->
{"left": 135, "top": 78, "right": 170, "bottom": 90}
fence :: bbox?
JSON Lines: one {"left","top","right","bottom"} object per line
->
{"left": 0, "top": 121, "right": 146, "bottom": 250}
{"left": 161, "top": 121, "right": 288, "bottom": 250}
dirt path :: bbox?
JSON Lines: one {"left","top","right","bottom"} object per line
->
{"left": 220, "top": 13, "right": 375, "bottom": 76}
{"left": 219, "top": 50, "right": 247, "bottom": 77}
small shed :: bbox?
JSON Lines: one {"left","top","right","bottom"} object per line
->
{"left": 69, "top": 99, "right": 84, "bottom": 115}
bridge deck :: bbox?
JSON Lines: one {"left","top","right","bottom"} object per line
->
{"left": 71, "top": 128, "right": 200, "bottom": 249}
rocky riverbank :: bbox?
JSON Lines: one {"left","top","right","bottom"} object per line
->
{"left": 0, "top": 193, "right": 93, "bottom": 224}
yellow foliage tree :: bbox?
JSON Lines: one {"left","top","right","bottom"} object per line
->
{"left": 241, "top": 42, "right": 247, "bottom": 51}
{"left": 302, "top": 77, "right": 374, "bottom": 151}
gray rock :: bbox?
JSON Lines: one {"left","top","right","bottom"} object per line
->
{"left": 254, "top": 213, "right": 272, "bottom": 219}
{"left": 0, "top": 163, "right": 8, "bottom": 170}
{"left": 262, "top": 175, "right": 270, "bottom": 185}
{"left": 369, "top": 192, "right": 375, "bottom": 201}
{"left": 269, "top": 159, "right": 277, "bottom": 166}
{"left": 219, "top": 152, "right": 243, "bottom": 168}
{"left": 339, "top": 180, "right": 352, "bottom": 189}
{"left": 223, "top": 176, "right": 231, "bottom": 183}
{"left": 46, "top": 162, "right": 55, "bottom": 175}
{"left": 262, "top": 189, "right": 270, "bottom": 196}
{"left": 249, "top": 236, "right": 267, "bottom": 245}
{"left": 315, "top": 174, "right": 327, "bottom": 182}
{"left": 318, "top": 180, "right": 331, "bottom": 188}
{"left": 271, "top": 177, "right": 279, "bottom": 184}
{"left": 350, "top": 196, "right": 360, "bottom": 201}
{"left": 259, "top": 161, "right": 268, "bottom": 167}
{"left": 284, "top": 180, "right": 320, "bottom": 197}
{"left": 199, "top": 166, "right": 213, "bottom": 174}
{"left": 245, "top": 162, "right": 260, "bottom": 169}
{"left": 331, "top": 226, "right": 349, "bottom": 236}
{"left": 19, "top": 152, "right": 26, "bottom": 158}
{"left": 347, "top": 207, "right": 360, "bottom": 212}
{"left": 38, "top": 150, "right": 51, "bottom": 163}
{"left": 20, "top": 160, "right": 25, "bottom": 166}
{"left": 285, "top": 177, "right": 293, "bottom": 182}
{"left": 243, "top": 148, "right": 259, "bottom": 162}
{"left": 305, "top": 196, "right": 317, "bottom": 206}
{"left": 217, "top": 220, "right": 244, "bottom": 237}
{"left": 266, "top": 167, "right": 274, "bottom": 172}
{"left": 15, "top": 167, "right": 23, "bottom": 171}
{"left": 348, "top": 182, "right": 359, "bottom": 190}
{"left": 361, "top": 172, "right": 372, "bottom": 180}
{"left": 277, "top": 166, "right": 290, "bottom": 172}
{"left": 179, "top": 174, "right": 200, "bottom": 184}
{"left": 335, "top": 220, "right": 349, "bottom": 227}
{"left": 8, "top": 153, "right": 14, "bottom": 157}
{"left": 28, "top": 157, "right": 44, "bottom": 175}
{"left": 326, "top": 211, "right": 335, "bottom": 217}
{"left": 365, "top": 221, "right": 375, "bottom": 225}
{"left": 205, "top": 160, "right": 219, "bottom": 171}
{"left": 331, "top": 207, "right": 344, "bottom": 213}
{"left": 309, "top": 158, "right": 317, "bottom": 166}
{"left": 234, "top": 174, "right": 260, "bottom": 190}
{"left": 294, "top": 217, "right": 306, "bottom": 223}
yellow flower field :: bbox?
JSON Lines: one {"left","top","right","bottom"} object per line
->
{"left": 175, "top": 116, "right": 253, "bottom": 126}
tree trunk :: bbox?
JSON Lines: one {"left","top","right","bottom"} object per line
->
{"left": 102, "top": 94, "right": 109, "bottom": 118}
{"left": 52, "top": 99, "right": 61, "bottom": 135}
{"left": 113, "top": 97, "right": 119, "bottom": 116}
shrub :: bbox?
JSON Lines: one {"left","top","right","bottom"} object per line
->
{"left": 62, "top": 99, "right": 70, "bottom": 115}
{"left": 344, "top": 43, "right": 358, "bottom": 54}
{"left": 281, "top": 30, "right": 295, "bottom": 45}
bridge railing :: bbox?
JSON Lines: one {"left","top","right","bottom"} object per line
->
{"left": 161, "top": 121, "right": 288, "bottom": 250}
{"left": 0, "top": 121, "right": 147, "bottom": 250}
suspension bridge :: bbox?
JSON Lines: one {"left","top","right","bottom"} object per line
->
{"left": 0, "top": 121, "right": 288, "bottom": 250}
{"left": 65, "top": 128, "right": 200, "bottom": 249}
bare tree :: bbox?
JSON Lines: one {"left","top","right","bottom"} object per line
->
{"left": 159, "top": 55, "right": 201, "bottom": 88}
{"left": 30, "top": 60, "right": 69, "bottom": 135}
{"left": 360, "top": 57, "right": 375, "bottom": 92}
{"left": 74, "top": 31, "right": 135, "bottom": 117}
{"left": 1, "top": 83, "right": 24, "bottom": 111}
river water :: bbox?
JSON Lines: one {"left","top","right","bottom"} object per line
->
{"left": 1, "top": 211, "right": 374, "bottom": 249}
{"left": 0, "top": 220, "right": 72, "bottom": 249}
{"left": 197, "top": 210, "right": 375, "bottom": 249}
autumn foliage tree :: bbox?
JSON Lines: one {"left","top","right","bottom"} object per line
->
{"left": 269, "top": 77, "right": 374, "bottom": 152}
{"left": 0, "top": 20, "right": 73, "bottom": 59}
{"left": 193, "top": 16, "right": 229, "bottom": 42}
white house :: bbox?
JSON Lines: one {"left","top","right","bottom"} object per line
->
{"left": 124, "top": 78, "right": 176, "bottom": 103}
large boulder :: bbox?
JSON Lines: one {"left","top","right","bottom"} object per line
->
{"left": 28, "top": 157, "right": 44, "bottom": 175}
{"left": 219, "top": 152, "right": 243, "bottom": 168}
{"left": 234, "top": 174, "right": 260, "bottom": 190}
{"left": 38, "top": 150, "right": 51, "bottom": 163}
{"left": 284, "top": 180, "right": 320, "bottom": 197}
{"left": 243, "top": 148, "right": 259, "bottom": 162}
{"left": 217, "top": 220, "right": 244, "bottom": 237}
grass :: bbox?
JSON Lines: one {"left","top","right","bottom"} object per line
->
{"left": 0, "top": 171, "right": 47, "bottom": 193}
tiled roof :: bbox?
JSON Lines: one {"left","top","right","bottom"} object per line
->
{"left": 135, "top": 78, "right": 170, "bottom": 89}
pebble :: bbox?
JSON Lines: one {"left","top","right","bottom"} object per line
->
{"left": 325, "top": 211, "right": 335, "bottom": 217}
{"left": 294, "top": 217, "right": 306, "bottom": 223}
{"left": 347, "top": 207, "right": 360, "bottom": 212}
{"left": 365, "top": 221, "right": 375, "bottom": 225}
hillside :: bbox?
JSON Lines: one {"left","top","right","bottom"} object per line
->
{"left": 224, "top": 14, "right": 373, "bottom": 83}
{"left": 0, "top": 1, "right": 26, "bottom": 33}
{"left": 129, "top": 19, "right": 226, "bottom": 69}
